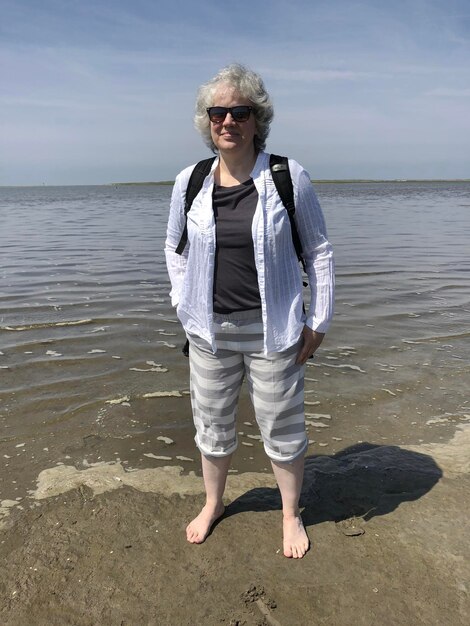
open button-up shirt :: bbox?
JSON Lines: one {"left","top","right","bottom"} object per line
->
{"left": 165, "top": 151, "right": 335, "bottom": 354}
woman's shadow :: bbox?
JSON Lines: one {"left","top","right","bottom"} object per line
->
{"left": 223, "top": 442, "right": 443, "bottom": 526}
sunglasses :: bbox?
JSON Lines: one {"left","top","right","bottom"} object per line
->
{"left": 206, "top": 106, "right": 253, "bottom": 123}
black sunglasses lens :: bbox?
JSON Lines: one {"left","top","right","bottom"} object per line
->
{"left": 207, "top": 106, "right": 252, "bottom": 122}
{"left": 231, "top": 106, "right": 251, "bottom": 121}
{"left": 208, "top": 107, "right": 227, "bottom": 122}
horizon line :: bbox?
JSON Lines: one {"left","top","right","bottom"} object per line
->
{"left": 2, "top": 178, "right": 470, "bottom": 188}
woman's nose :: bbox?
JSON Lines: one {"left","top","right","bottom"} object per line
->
{"left": 223, "top": 112, "right": 236, "bottom": 125}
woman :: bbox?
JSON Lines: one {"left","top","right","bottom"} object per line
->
{"left": 165, "top": 64, "right": 334, "bottom": 559}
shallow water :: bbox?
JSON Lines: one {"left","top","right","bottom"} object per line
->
{"left": 1, "top": 182, "right": 469, "bottom": 496}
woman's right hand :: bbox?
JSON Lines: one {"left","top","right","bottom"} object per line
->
{"left": 296, "top": 325, "right": 325, "bottom": 365}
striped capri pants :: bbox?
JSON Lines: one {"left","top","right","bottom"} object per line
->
{"left": 188, "top": 309, "right": 308, "bottom": 463}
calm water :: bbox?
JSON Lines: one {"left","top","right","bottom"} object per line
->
{"left": 1, "top": 182, "right": 469, "bottom": 492}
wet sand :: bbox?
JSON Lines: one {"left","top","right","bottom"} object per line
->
{"left": 1, "top": 184, "right": 469, "bottom": 623}
{"left": 1, "top": 424, "right": 469, "bottom": 625}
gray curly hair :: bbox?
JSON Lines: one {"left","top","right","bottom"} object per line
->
{"left": 194, "top": 63, "right": 274, "bottom": 153}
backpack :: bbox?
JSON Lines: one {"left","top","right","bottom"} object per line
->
{"left": 175, "top": 154, "right": 305, "bottom": 271}
{"left": 175, "top": 154, "right": 306, "bottom": 356}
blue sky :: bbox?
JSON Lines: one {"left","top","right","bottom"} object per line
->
{"left": 1, "top": 0, "right": 469, "bottom": 184}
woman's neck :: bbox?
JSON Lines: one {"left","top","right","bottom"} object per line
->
{"left": 216, "top": 149, "right": 258, "bottom": 187}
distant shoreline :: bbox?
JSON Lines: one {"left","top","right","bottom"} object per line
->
{"left": 2, "top": 179, "right": 469, "bottom": 188}
{"left": 111, "top": 178, "right": 470, "bottom": 186}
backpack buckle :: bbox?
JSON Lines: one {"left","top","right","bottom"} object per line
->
{"left": 271, "top": 163, "right": 288, "bottom": 172}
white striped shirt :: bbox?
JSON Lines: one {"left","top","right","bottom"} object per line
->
{"left": 165, "top": 151, "right": 335, "bottom": 354}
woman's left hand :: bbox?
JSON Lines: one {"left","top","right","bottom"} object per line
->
{"left": 296, "top": 325, "right": 325, "bottom": 365}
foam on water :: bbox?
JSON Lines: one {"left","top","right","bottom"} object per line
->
{"left": 0, "top": 182, "right": 469, "bottom": 496}
{"left": 1, "top": 423, "right": 468, "bottom": 530}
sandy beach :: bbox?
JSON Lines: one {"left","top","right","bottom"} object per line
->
{"left": 1, "top": 183, "right": 469, "bottom": 624}
{"left": 1, "top": 422, "right": 469, "bottom": 625}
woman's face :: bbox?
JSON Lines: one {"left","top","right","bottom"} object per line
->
{"left": 209, "top": 84, "right": 257, "bottom": 156}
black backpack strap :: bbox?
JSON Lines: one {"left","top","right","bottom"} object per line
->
{"left": 175, "top": 157, "right": 216, "bottom": 255}
{"left": 269, "top": 154, "right": 306, "bottom": 273}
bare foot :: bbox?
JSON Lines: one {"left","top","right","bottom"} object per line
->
{"left": 283, "top": 514, "right": 310, "bottom": 558}
{"left": 186, "top": 503, "right": 225, "bottom": 544}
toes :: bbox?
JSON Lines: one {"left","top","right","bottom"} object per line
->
{"left": 283, "top": 538, "right": 310, "bottom": 558}
{"left": 291, "top": 544, "right": 305, "bottom": 559}
{"left": 283, "top": 517, "right": 309, "bottom": 558}
{"left": 186, "top": 524, "right": 198, "bottom": 543}
{"left": 300, "top": 542, "right": 309, "bottom": 557}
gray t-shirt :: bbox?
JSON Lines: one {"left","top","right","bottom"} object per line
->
{"left": 212, "top": 178, "right": 261, "bottom": 314}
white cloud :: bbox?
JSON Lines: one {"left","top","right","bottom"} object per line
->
{"left": 1, "top": 0, "right": 470, "bottom": 183}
